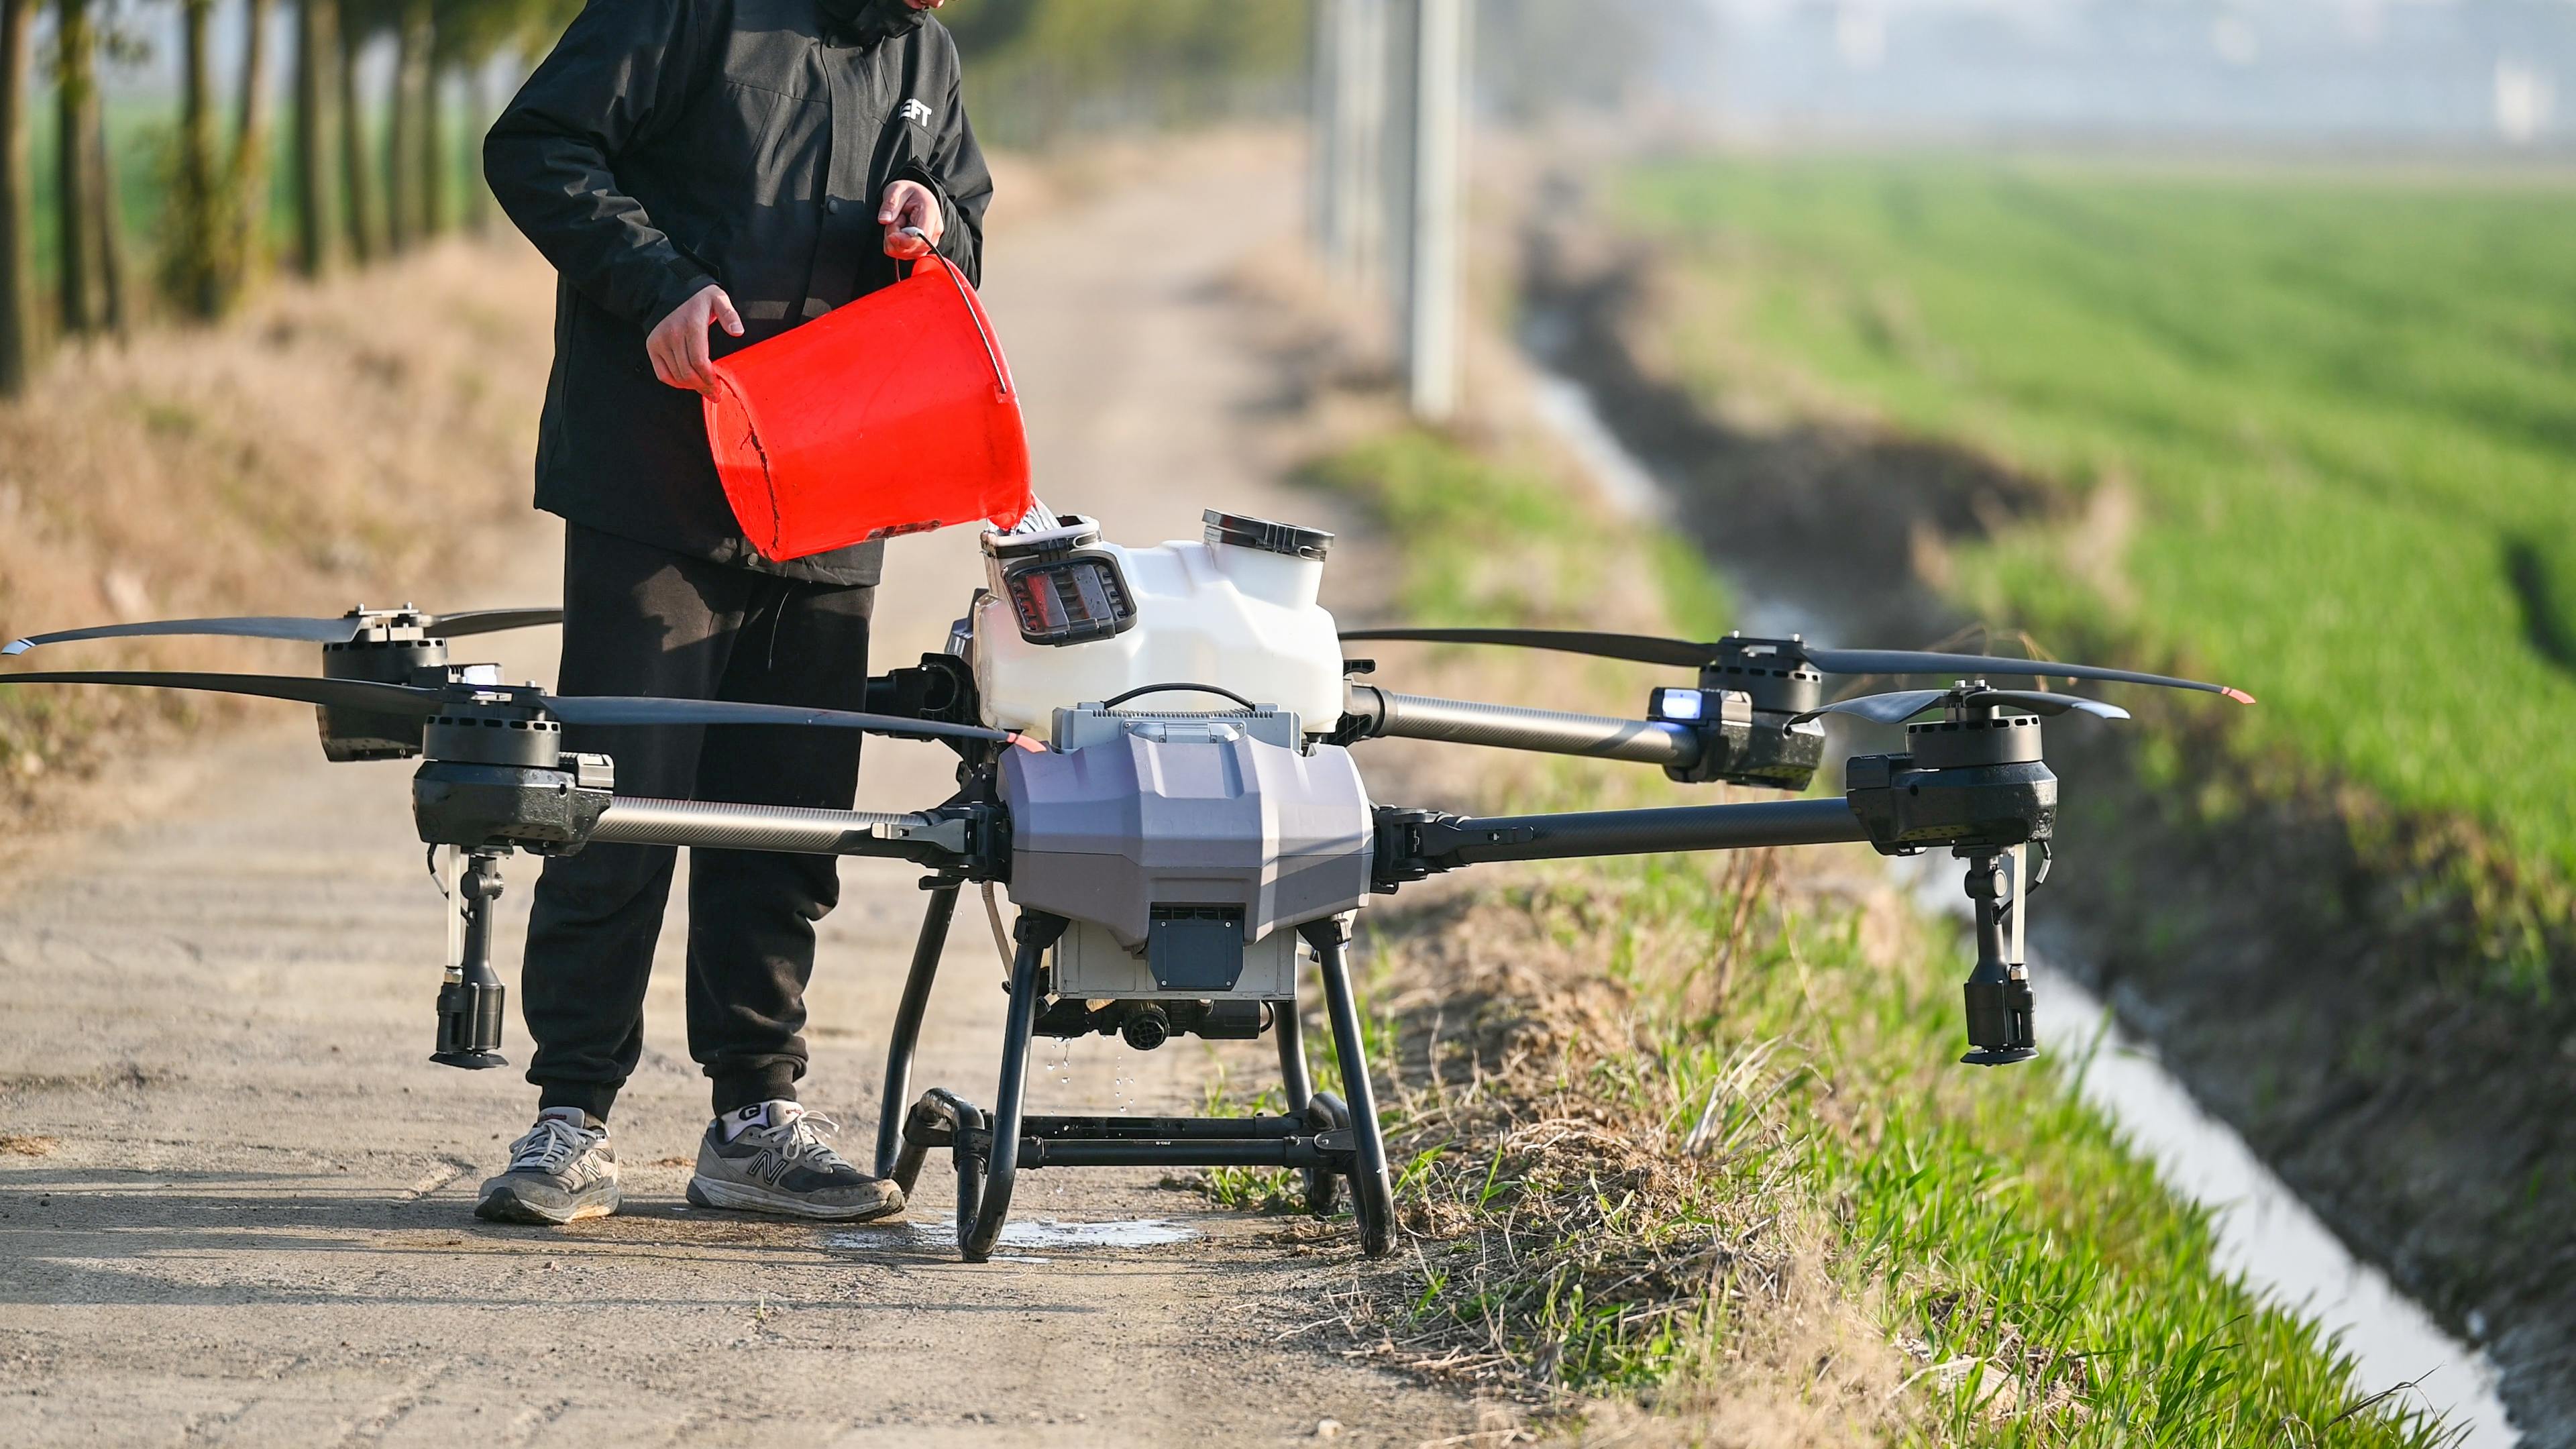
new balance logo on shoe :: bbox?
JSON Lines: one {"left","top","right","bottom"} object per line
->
{"left": 902, "top": 99, "right": 934, "bottom": 128}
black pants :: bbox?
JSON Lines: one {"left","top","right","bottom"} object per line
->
{"left": 523, "top": 524, "right": 873, "bottom": 1121}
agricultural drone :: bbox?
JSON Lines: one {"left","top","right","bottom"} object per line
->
{"left": 1, "top": 511, "right": 2249, "bottom": 1261}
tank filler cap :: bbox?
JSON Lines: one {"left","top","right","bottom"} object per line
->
{"left": 1203, "top": 510, "right": 1334, "bottom": 562}
{"left": 983, "top": 514, "right": 1104, "bottom": 564}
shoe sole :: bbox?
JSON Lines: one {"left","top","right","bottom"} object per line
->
{"left": 686, "top": 1174, "right": 905, "bottom": 1223}
{"left": 475, "top": 1183, "right": 621, "bottom": 1226}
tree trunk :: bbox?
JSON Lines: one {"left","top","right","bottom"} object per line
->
{"left": 466, "top": 62, "right": 492, "bottom": 233}
{"left": 335, "top": 0, "right": 374, "bottom": 264}
{"left": 231, "top": 0, "right": 276, "bottom": 290}
{"left": 170, "top": 0, "right": 222, "bottom": 317}
{"left": 85, "top": 97, "right": 123, "bottom": 336}
{"left": 54, "top": 0, "right": 98, "bottom": 335}
{"left": 292, "top": 0, "right": 336, "bottom": 276}
{"left": 0, "top": 0, "right": 34, "bottom": 394}
{"left": 386, "top": 0, "right": 427, "bottom": 250}
{"left": 419, "top": 56, "right": 443, "bottom": 237}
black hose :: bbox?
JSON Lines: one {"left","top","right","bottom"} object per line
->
{"left": 1098, "top": 682, "right": 1263, "bottom": 712}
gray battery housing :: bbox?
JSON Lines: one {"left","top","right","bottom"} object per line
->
{"left": 1002, "top": 706, "right": 1374, "bottom": 996}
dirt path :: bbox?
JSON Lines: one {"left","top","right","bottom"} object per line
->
{"left": 0, "top": 146, "right": 1500, "bottom": 1448}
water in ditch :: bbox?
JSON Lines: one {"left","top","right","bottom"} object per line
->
{"left": 1524, "top": 359, "right": 2520, "bottom": 1446}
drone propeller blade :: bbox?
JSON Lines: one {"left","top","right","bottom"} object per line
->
{"left": 1792, "top": 690, "right": 1955, "bottom": 726}
{"left": 1338, "top": 627, "right": 1714, "bottom": 669}
{"left": 1793, "top": 687, "right": 2135, "bottom": 727}
{"left": 1967, "top": 689, "right": 2131, "bottom": 721}
{"left": 1799, "top": 647, "right": 2251, "bottom": 703}
{"left": 425, "top": 608, "right": 563, "bottom": 639}
{"left": 0, "top": 672, "right": 1012, "bottom": 743}
{"left": 0, "top": 669, "right": 443, "bottom": 714}
{"left": 3, "top": 616, "right": 366, "bottom": 654}
{"left": 2, "top": 606, "right": 566, "bottom": 656}
{"left": 542, "top": 695, "right": 1010, "bottom": 743}
{"left": 1339, "top": 627, "right": 2253, "bottom": 704}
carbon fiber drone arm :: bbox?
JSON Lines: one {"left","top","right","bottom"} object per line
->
{"left": 1334, "top": 683, "right": 1736, "bottom": 772}
{"left": 1371, "top": 746, "right": 2059, "bottom": 889}
{"left": 1381, "top": 789, "right": 1865, "bottom": 881}
{"left": 586, "top": 798, "right": 989, "bottom": 868}
{"left": 1373, "top": 797, "right": 1867, "bottom": 885}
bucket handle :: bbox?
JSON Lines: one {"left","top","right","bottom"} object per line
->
{"left": 916, "top": 246, "right": 1012, "bottom": 400}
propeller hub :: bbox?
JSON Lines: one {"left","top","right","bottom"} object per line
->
{"left": 319, "top": 631, "right": 451, "bottom": 762}
{"left": 1909, "top": 711, "right": 2044, "bottom": 770}
{"left": 1704, "top": 636, "right": 1825, "bottom": 716}
{"left": 423, "top": 692, "right": 564, "bottom": 769}
{"left": 335, "top": 607, "right": 435, "bottom": 645}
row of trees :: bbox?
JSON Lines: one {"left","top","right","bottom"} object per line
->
{"left": 0, "top": 0, "right": 1339, "bottom": 398}
{"left": 0, "top": 0, "right": 575, "bottom": 397}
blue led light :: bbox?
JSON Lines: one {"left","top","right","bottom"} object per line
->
{"left": 1654, "top": 688, "right": 1705, "bottom": 722}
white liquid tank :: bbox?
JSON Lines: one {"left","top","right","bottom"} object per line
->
{"left": 972, "top": 512, "right": 1347, "bottom": 741}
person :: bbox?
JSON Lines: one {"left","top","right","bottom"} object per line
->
{"left": 472, "top": 0, "right": 988, "bottom": 1225}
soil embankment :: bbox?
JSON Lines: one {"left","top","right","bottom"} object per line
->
{"left": 1524, "top": 217, "right": 2576, "bottom": 1447}
{"left": 0, "top": 140, "right": 1514, "bottom": 1447}
{"left": 0, "top": 244, "right": 558, "bottom": 835}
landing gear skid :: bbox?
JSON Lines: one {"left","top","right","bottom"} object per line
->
{"left": 879, "top": 898, "right": 1396, "bottom": 1263}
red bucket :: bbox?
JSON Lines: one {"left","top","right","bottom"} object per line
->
{"left": 702, "top": 255, "right": 1032, "bottom": 562}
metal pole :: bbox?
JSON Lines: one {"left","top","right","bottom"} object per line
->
{"left": 1332, "top": 0, "right": 1387, "bottom": 288}
{"left": 1381, "top": 0, "right": 1416, "bottom": 323}
{"left": 1309, "top": 0, "right": 1339, "bottom": 255}
{"left": 1405, "top": 0, "right": 1466, "bottom": 421}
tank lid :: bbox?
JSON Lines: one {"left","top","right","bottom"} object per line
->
{"left": 1203, "top": 510, "right": 1333, "bottom": 562}
{"left": 983, "top": 514, "right": 1102, "bottom": 563}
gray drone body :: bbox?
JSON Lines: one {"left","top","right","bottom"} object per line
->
{"left": 1002, "top": 704, "right": 1375, "bottom": 1000}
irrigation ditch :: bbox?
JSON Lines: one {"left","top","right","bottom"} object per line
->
{"left": 1515, "top": 222, "right": 2561, "bottom": 1446}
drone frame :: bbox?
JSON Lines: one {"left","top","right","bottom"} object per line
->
{"left": 0, "top": 613, "right": 2247, "bottom": 1262}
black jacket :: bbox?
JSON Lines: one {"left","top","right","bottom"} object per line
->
{"left": 485, "top": 0, "right": 991, "bottom": 586}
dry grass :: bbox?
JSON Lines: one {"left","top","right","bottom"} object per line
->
{"left": 1350, "top": 888, "right": 1915, "bottom": 1447}
{"left": 0, "top": 239, "right": 558, "bottom": 819}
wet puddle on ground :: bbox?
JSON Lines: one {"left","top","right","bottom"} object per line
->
{"left": 828, "top": 1218, "right": 1201, "bottom": 1263}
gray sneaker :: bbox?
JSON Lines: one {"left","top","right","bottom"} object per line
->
{"left": 475, "top": 1108, "right": 621, "bottom": 1225}
{"left": 686, "top": 1101, "right": 904, "bottom": 1222}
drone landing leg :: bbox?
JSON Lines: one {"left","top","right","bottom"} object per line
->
{"left": 1305, "top": 917, "right": 1395, "bottom": 1258}
{"left": 1277, "top": 983, "right": 1313, "bottom": 1112}
{"left": 1960, "top": 849, "right": 2038, "bottom": 1067}
{"left": 874, "top": 881, "right": 961, "bottom": 1180}
{"left": 961, "top": 911, "right": 1067, "bottom": 1263}
{"left": 1277, "top": 969, "right": 1348, "bottom": 1217}
{"left": 431, "top": 849, "right": 509, "bottom": 1070}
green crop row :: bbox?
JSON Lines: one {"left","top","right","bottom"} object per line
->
{"left": 1610, "top": 156, "right": 2576, "bottom": 878}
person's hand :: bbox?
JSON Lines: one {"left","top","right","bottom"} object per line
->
{"left": 881, "top": 180, "right": 943, "bottom": 259}
{"left": 647, "top": 283, "right": 743, "bottom": 394}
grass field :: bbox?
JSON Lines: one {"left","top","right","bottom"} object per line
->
{"left": 1258, "top": 429, "right": 2461, "bottom": 1446}
{"left": 1610, "top": 157, "right": 2576, "bottom": 886}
